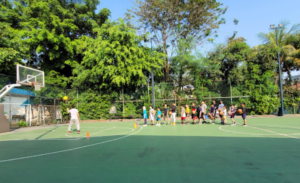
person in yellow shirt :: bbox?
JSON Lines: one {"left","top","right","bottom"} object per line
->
{"left": 185, "top": 104, "right": 190, "bottom": 124}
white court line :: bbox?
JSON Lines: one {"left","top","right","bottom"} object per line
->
{"left": 65, "top": 127, "right": 116, "bottom": 138}
{"left": 219, "top": 124, "right": 300, "bottom": 136}
{"left": 0, "top": 126, "right": 143, "bottom": 163}
{"left": 247, "top": 125, "right": 300, "bottom": 139}
{"left": 0, "top": 127, "right": 133, "bottom": 142}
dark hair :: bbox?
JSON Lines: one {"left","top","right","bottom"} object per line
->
{"left": 213, "top": 100, "right": 216, "bottom": 102}
{"left": 242, "top": 103, "right": 245, "bottom": 105}
{"left": 158, "top": 107, "right": 160, "bottom": 109}
{"left": 72, "top": 105, "right": 75, "bottom": 108}
{"left": 232, "top": 104, "right": 235, "bottom": 106}
{"left": 150, "top": 106, "right": 153, "bottom": 108}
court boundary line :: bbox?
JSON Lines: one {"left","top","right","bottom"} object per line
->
{"left": 247, "top": 125, "right": 300, "bottom": 139}
{"left": 0, "top": 127, "right": 135, "bottom": 142}
{"left": 0, "top": 126, "right": 143, "bottom": 163}
{"left": 219, "top": 124, "right": 300, "bottom": 139}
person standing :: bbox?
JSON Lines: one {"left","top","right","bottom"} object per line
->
{"left": 197, "top": 104, "right": 202, "bottom": 124}
{"left": 212, "top": 100, "right": 218, "bottom": 123}
{"left": 156, "top": 107, "right": 162, "bottom": 126}
{"left": 241, "top": 103, "right": 247, "bottom": 126}
{"left": 143, "top": 106, "right": 148, "bottom": 126}
{"left": 191, "top": 103, "right": 197, "bottom": 124}
{"left": 163, "top": 104, "right": 169, "bottom": 124}
{"left": 181, "top": 105, "right": 186, "bottom": 125}
{"left": 201, "top": 101, "right": 207, "bottom": 124}
{"left": 67, "top": 105, "right": 80, "bottom": 134}
{"left": 171, "top": 103, "right": 176, "bottom": 125}
{"left": 149, "top": 106, "right": 155, "bottom": 125}
{"left": 185, "top": 104, "right": 190, "bottom": 124}
{"left": 230, "top": 104, "right": 236, "bottom": 125}
{"left": 218, "top": 101, "right": 225, "bottom": 123}
{"left": 208, "top": 104, "right": 216, "bottom": 123}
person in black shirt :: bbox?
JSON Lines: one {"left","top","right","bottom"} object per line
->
{"left": 163, "top": 104, "right": 169, "bottom": 124}
{"left": 241, "top": 103, "right": 247, "bottom": 126}
{"left": 197, "top": 104, "right": 202, "bottom": 124}
{"left": 212, "top": 100, "right": 218, "bottom": 123}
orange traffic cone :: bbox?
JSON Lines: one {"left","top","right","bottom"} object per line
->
{"left": 86, "top": 131, "right": 90, "bottom": 138}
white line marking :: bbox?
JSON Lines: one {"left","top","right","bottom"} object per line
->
{"left": 0, "top": 126, "right": 143, "bottom": 163}
{"left": 219, "top": 124, "right": 300, "bottom": 136}
{"left": 247, "top": 125, "right": 300, "bottom": 139}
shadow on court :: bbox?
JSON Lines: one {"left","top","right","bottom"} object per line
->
{"left": 0, "top": 134, "right": 299, "bottom": 183}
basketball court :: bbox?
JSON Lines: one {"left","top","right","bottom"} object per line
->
{"left": 0, "top": 116, "right": 300, "bottom": 183}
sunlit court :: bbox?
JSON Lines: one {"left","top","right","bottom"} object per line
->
{"left": 0, "top": 117, "right": 300, "bottom": 183}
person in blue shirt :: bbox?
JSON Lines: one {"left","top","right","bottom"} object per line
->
{"left": 143, "top": 106, "right": 148, "bottom": 126}
{"left": 209, "top": 104, "right": 215, "bottom": 124}
{"left": 156, "top": 107, "right": 162, "bottom": 126}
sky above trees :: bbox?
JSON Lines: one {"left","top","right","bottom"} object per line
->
{"left": 97, "top": 0, "right": 300, "bottom": 77}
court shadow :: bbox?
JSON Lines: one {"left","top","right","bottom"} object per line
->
{"left": 0, "top": 134, "right": 299, "bottom": 183}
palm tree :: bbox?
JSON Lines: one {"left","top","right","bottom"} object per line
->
{"left": 258, "top": 22, "right": 300, "bottom": 82}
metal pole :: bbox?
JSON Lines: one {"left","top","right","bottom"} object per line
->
{"left": 275, "top": 28, "right": 284, "bottom": 116}
{"left": 151, "top": 39, "right": 155, "bottom": 109}
{"left": 122, "top": 85, "right": 124, "bottom": 115}
{"left": 77, "top": 89, "right": 79, "bottom": 108}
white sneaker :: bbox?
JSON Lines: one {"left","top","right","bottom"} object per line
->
{"left": 199, "top": 122, "right": 202, "bottom": 125}
{"left": 156, "top": 124, "right": 159, "bottom": 126}
{"left": 143, "top": 124, "right": 147, "bottom": 126}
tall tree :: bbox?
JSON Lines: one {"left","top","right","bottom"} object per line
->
{"left": 69, "top": 20, "right": 164, "bottom": 90}
{"left": 19, "top": 0, "right": 110, "bottom": 76}
{"left": 0, "top": 0, "right": 25, "bottom": 75}
{"left": 128, "top": 0, "right": 227, "bottom": 82}
{"left": 258, "top": 22, "right": 300, "bottom": 82}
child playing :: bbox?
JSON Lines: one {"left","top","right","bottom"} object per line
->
{"left": 219, "top": 109, "right": 225, "bottom": 124}
{"left": 163, "top": 104, "right": 169, "bottom": 125}
{"left": 197, "top": 104, "right": 202, "bottom": 124}
{"left": 230, "top": 104, "right": 236, "bottom": 125}
{"left": 223, "top": 106, "right": 227, "bottom": 124}
{"left": 208, "top": 104, "right": 215, "bottom": 124}
{"left": 241, "top": 103, "right": 247, "bottom": 126}
{"left": 143, "top": 106, "right": 148, "bottom": 126}
{"left": 186, "top": 104, "right": 190, "bottom": 124}
{"left": 191, "top": 103, "right": 197, "bottom": 124}
{"left": 156, "top": 107, "right": 162, "bottom": 126}
{"left": 171, "top": 103, "right": 176, "bottom": 125}
{"left": 149, "top": 106, "right": 155, "bottom": 125}
{"left": 181, "top": 105, "right": 186, "bottom": 125}
{"left": 201, "top": 101, "right": 207, "bottom": 124}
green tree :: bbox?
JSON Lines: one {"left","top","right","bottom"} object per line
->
{"left": 70, "top": 19, "right": 164, "bottom": 90}
{"left": 19, "top": 0, "right": 110, "bottom": 77}
{"left": 0, "top": 1, "right": 25, "bottom": 75}
{"left": 128, "top": 0, "right": 227, "bottom": 82}
{"left": 258, "top": 22, "right": 300, "bottom": 82}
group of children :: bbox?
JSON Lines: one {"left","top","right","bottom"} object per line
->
{"left": 142, "top": 100, "right": 247, "bottom": 126}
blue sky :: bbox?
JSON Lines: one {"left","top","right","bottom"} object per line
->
{"left": 97, "top": 0, "right": 300, "bottom": 76}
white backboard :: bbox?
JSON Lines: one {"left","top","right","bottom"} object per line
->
{"left": 16, "top": 65, "right": 44, "bottom": 87}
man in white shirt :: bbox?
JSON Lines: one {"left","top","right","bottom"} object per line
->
{"left": 67, "top": 105, "right": 80, "bottom": 134}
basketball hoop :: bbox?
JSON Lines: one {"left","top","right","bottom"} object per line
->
{"left": 30, "top": 81, "right": 42, "bottom": 91}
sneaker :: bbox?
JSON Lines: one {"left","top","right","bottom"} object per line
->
{"left": 143, "top": 124, "right": 147, "bottom": 126}
{"left": 68, "top": 131, "right": 71, "bottom": 134}
{"left": 243, "top": 124, "right": 247, "bottom": 126}
{"left": 234, "top": 122, "right": 236, "bottom": 125}
{"left": 77, "top": 131, "right": 81, "bottom": 134}
{"left": 156, "top": 124, "right": 159, "bottom": 126}
{"left": 199, "top": 122, "right": 202, "bottom": 125}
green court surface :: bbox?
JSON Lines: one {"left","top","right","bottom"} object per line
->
{"left": 0, "top": 117, "right": 300, "bottom": 183}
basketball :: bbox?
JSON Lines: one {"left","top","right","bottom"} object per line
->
{"left": 238, "top": 109, "right": 242, "bottom": 114}
{"left": 152, "top": 110, "right": 156, "bottom": 114}
{"left": 169, "top": 111, "right": 172, "bottom": 115}
{"left": 220, "top": 111, "right": 224, "bottom": 115}
{"left": 63, "top": 96, "right": 68, "bottom": 101}
{"left": 158, "top": 115, "right": 161, "bottom": 118}
{"left": 30, "top": 82, "right": 34, "bottom": 86}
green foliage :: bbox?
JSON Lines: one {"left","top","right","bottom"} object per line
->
{"left": 71, "top": 19, "right": 164, "bottom": 90}
{"left": 17, "top": 120, "right": 28, "bottom": 127}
